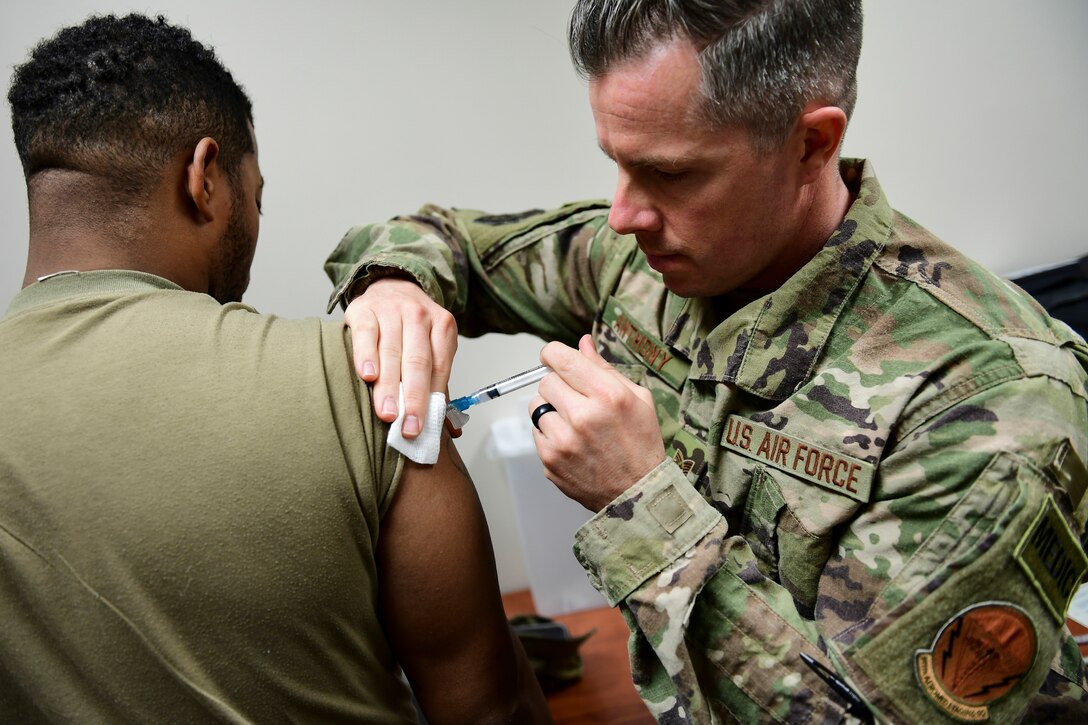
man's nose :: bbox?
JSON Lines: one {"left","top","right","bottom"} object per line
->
{"left": 608, "top": 173, "right": 661, "bottom": 235}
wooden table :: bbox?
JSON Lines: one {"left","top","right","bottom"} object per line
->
{"left": 503, "top": 589, "right": 655, "bottom": 724}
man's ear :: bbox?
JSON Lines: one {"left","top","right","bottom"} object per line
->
{"left": 794, "top": 105, "right": 848, "bottom": 185}
{"left": 186, "top": 137, "right": 222, "bottom": 223}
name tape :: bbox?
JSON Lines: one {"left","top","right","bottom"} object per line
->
{"left": 1014, "top": 494, "right": 1088, "bottom": 623}
{"left": 603, "top": 300, "right": 687, "bottom": 389}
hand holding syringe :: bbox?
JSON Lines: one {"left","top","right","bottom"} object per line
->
{"left": 445, "top": 364, "right": 551, "bottom": 428}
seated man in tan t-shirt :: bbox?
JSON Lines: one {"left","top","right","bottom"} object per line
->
{"left": 0, "top": 13, "right": 549, "bottom": 724}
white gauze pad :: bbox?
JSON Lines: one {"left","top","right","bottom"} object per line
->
{"left": 387, "top": 384, "right": 446, "bottom": 465}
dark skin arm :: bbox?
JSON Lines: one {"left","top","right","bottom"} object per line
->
{"left": 377, "top": 433, "right": 551, "bottom": 724}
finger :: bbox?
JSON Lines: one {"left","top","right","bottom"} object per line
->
{"left": 576, "top": 334, "right": 637, "bottom": 385}
{"left": 373, "top": 315, "right": 405, "bottom": 423}
{"left": 577, "top": 334, "right": 652, "bottom": 400}
{"left": 527, "top": 396, "right": 561, "bottom": 434}
{"left": 577, "top": 333, "right": 602, "bottom": 361}
{"left": 428, "top": 312, "right": 458, "bottom": 396}
{"left": 528, "top": 411, "right": 550, "bottom": 472}
{"left": 540, "top": 340, "right": 655, "bottom": 429}
{"left": 397, "top": 315, "right": 436, "bottom": 439}
{"left": 345, "top": 300, "right": 380, "bottom": 382}
{"left": 540, "top": 340, "right": 619, "bottom": 399}
{"left": 535, "top": 347, "right": 589, "bottom": 415}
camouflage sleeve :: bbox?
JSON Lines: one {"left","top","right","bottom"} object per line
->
{"left": 324, "top": 201, "right": 634, "bottom": 344}
{"left": 576, "top": 369, "right": 1088, "bottom": 722}
{"left": 574, "top": 459, "right": 862, "bottom": 722}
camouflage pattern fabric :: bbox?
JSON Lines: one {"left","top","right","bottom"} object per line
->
{"left": 326, "top": 160, "right": 1088, "bottom": 723}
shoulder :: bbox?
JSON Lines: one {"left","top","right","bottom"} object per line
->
{"left": 451, "top": 200, "right": 613, "bottom": 256}
{"left": 121, "top": 293, "right": 365, "bottom": 416}
{"left": 872, "top": 213, "right": 1072, "bottom": 347}
{"left": 823, "top": 214, "right": 1088, "bottom": 448}
{"left": 178, "top": 296, "right": 350, "bottom": 359}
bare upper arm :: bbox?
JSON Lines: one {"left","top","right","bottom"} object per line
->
{"left": 376, "top": 433, "right": 550, "bottom": 724}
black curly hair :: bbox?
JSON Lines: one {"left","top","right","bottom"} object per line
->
{"left": 8, "top": 13, "right": 254, "bottom": 197}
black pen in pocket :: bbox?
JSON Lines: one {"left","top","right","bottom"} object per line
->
{"left": 800, "top": 652, "right": 873, "bottom": 724}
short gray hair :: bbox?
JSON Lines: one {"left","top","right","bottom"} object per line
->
{"left": 569, "top": 0, "right": 863, "bottom": 151}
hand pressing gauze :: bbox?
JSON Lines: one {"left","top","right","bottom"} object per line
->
{"left": 387, "top": 384, "right": 446, "bottom": 465}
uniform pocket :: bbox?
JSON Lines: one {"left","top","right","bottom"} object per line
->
{"left": 737, "top": 463, "right": 861, "bottom": 618}
{"left": 741, "top": 466, "right": 786, "bottom": 581}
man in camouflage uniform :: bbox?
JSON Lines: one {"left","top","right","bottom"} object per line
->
{"left": 326, "top": 1, "right": 1088, "bottom": 721}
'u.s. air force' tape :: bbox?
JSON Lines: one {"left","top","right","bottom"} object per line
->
{"left": 721, "top": 415, "right": 874, "bottom": 502}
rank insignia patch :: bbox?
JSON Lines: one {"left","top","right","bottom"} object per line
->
{"left": 914, "top": 602, "right": 1036, "bottom": 722}
{"left": 672, "top": 449, "right": 694, "bottom": 476}
{"left": 668, "top": 428, "right": 707, "bottom": 480}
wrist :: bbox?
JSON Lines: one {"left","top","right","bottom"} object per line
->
{"left": 348, "top": 266, "right": 417, "bottom": 302}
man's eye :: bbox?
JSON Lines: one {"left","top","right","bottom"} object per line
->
{"left": 655, "top": 168, "right": 687, "bottom": 181}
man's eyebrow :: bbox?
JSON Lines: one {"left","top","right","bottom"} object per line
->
{"left": 597, "top": 143, "right": 693, "bottom": 169}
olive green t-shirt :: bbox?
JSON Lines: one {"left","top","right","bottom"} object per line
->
{"left": 0, "top": 271, "right": 415, "bottom": 722}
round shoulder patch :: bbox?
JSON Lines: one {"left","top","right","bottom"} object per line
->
{"left": 914, "top": 602, "right": 1037, "bottom": 722}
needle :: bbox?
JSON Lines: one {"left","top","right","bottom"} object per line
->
{"left": 448, "top": 364, "right": 551, "bottom": 412}
{"left": 445, "top": 364, "right": 552, "bottom": 429}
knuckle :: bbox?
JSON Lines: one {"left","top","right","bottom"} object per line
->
{"left": 539, "top": 446, "right": 565, "bottom": 471}
{"left": 345, "top": 297, "right": 368, "bottom": 316}
{"left": 403, "top": 305, "right": 430, "bottom": 324}
{"left": 536, "top": 375, "right": 557, "bottom": 400}
{"left": 372, "top": 383, "right": 396, "bottom": 402}
{"left": 377, "top": 340, "right": 402, "bottom": 356}
{"left": 351, "top": 317, "right": 378, "bottom": 336}
{"left": 402, "top": 351, "right": 431, "bottom": 371}
{"left": 432, "top": 356, "right": 453, "bottom": 376}
{"left": 565, "top": 407, "right": 594, "bottom": 433}
{"left": 344, "top": 305, "right": 371, "bottom": 327}
{"left": 433, "top": 311, "right": 458, "bottom": 337}
{"left": 551, "top": 432, "right": 579, "bottom": 459}
{"left": 596, "top": 385, "right": 625, "bottom": 410}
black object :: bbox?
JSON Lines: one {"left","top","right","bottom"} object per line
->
{"left": 800, "top": 652, "right": 874, "bottom": 724}
{"left": 510, "top": 614, "right": 595, "bottom": 692}
{"left": 530, "top": 403, "right": 557, "bottom": 431}
{"left": 1010, "top": 255, "right": 1088, "bottom": 339}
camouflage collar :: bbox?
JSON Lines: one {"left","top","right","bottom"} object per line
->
{"left": 665, "top": 159, "right": 893, "bottom": 401}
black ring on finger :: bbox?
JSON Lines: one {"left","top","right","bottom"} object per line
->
{"left": 531, "top": 403, "right": 557, "bottom": 431}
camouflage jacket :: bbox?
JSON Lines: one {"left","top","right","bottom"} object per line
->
{"left": 326, "top": 160, "right": 1088, "bottom": 723}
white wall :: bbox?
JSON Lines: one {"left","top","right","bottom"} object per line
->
{"left": 3, "top": 1, "right": 1087, "bottom": 592}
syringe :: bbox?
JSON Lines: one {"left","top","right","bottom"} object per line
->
{"left": 448, "top": 364, "right": 552, "bottom": 412}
